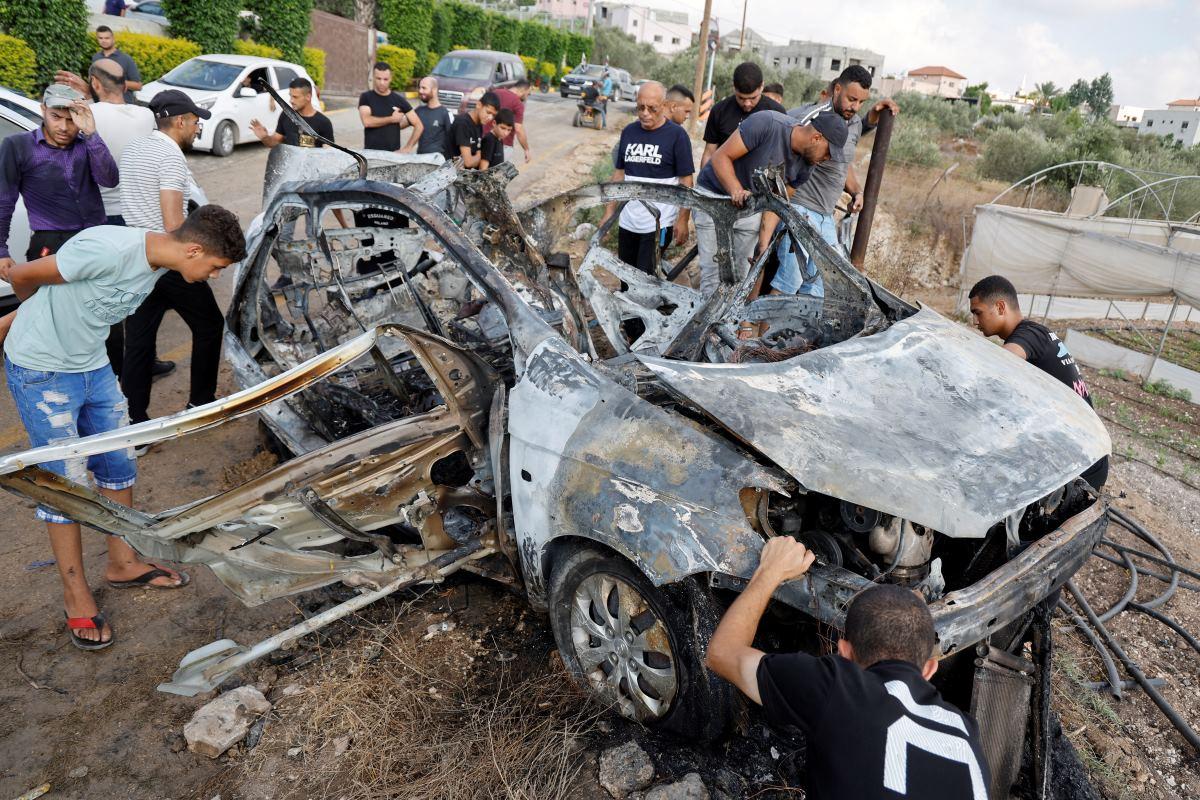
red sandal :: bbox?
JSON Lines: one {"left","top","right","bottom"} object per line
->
{"left": 65, "top": 612, "right": 114, "bottom": 651}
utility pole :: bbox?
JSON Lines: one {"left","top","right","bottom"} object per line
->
{"left": 737, "top": 0, "right": 748, "bottom": 52}
{"left": 690, "top": 0, "right": 713, "bottom": 135}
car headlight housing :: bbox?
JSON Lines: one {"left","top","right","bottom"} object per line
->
{"left": 196, "top": 98, "right": 216, "bottom": 109}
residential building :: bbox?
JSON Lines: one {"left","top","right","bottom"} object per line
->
{"left": 593, "top": 2, "right": 692, "bottom": 54}
{"left": 719, "top": 27, "right": 774, "bottom": 57}
{"left": 878, "top": 66, "right": 965, "bottom": 99}
{"left": 762, "top": 39, "right": 884, "bottom": 83}
{"left": 1108, "top": 104, "right": 1144, "bottom": 128}
{"left": 535, "top": 0, "right": 591, "bottom": 21}
{"left": 1139, "top": 98, "right": 1200, "bottom": 148}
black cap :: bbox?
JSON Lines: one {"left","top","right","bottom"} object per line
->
{"left": 800, "top": 105, "right": 849, "bottom": 162}
{"left": 149, "top": 89, "right": 212, "bottom": 120}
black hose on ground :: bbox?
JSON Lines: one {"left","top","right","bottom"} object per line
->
{"left": 1057, "top": 598, "right": 1124, "bottom": 701}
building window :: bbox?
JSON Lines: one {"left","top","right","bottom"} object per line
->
{"left": 805, "top": 56, "right": 812, "bottom": 69}
{"left": 1146, "top": 119, "right": 1153, "bottom": 127}
{"left": 672, "top": 36, "right": 680, "bottom": 44}
{"left": 850, "top": 58, "right": 861, "bottom": 66}
{"left": 632, "top": 18, "right": 636, "bottom": 25}
{"left": 1183, "top": 121, "right": 1190, "bottom": 129}
{"left": 831, "top": 58, "right": 841, "bottom": 71}
{"left": 653, "top": 34, "right": 662, "bottom": 42}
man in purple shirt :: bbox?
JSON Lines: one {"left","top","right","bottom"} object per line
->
{"left": 0, "top": 84, "right": 117, "bottom": 271}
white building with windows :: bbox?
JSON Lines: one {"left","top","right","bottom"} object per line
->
{"left": 763, "top": 40, "right": 884, "bottom": 83}
{"left": 1138, "top": 99, "right": 1200, "bottom": 148}
{"left": 534, "top": 0, "right": 592, "bottom": 21}
{"left": 593, "top": 2, "right": 693, "bottom": 54}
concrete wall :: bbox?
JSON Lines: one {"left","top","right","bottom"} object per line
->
{"left": 306, "top": 9, "right": 373, "bottom": 98}
{"left": 763, "top": 41, "right": 884, "bottom": 83}
{"left": 1139, "top": 107, "right": 1200, "bottom": 147}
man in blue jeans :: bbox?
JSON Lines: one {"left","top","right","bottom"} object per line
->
{"left": 0, "top": 206, "right": 245, "bottom": 649}
{"left": 769, "top": 66, "right": 900, "bottom": 298}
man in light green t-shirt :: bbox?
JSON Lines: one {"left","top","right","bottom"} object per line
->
{"left": 0, "top": 205, "right": 245, "bottom": 650}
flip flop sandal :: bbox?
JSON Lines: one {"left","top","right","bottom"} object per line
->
{"left": 107, "top": 566, "right": 190, "bottom": 590}
{"left": 65, "top": 612, "right": 114, "bottom": 651}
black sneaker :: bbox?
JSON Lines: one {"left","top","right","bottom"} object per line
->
{"left": 152, "top": 360, "right": 176, "bottom": 380}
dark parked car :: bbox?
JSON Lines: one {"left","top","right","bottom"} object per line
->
{"left": 560, "top": 64, "right": 635, "bottom": 102}
{"left": 431, "top": 49, "right": 526, "bottom": 111}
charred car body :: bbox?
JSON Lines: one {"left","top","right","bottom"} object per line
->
{"left": 0, "top": 135, "right": 1108, "bottom": 795}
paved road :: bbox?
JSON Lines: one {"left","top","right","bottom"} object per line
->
{"left": 0, "top": 93, "right": 626, "bottom": 450}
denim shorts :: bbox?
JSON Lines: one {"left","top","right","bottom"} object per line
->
{"left": 770, "top": 205, "right": 838, "bottom": 298}
{"left": 5, "top": 358, "right": 136, "bottom": 523}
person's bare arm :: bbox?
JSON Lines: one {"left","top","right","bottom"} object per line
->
{"left": 672, "top": 174, "right": 693, "bottom": 244}
{"left": 845, "top": 165, "right": 864, "bottom": 213}
{"left": 515, "top": 122, "right": 531, "bottom": 162}
{"left": 699, "top": 142, "right": 717, "bottom": 171}
{"left": 4, "top": 255, "right": 66, "bottom": 302}
{"left": 359, "top": 105, "right": 404, "bottom": 129}
{"left": 250, "top": 119, "right": 283, "bottom": 148}
{"left": 866, "top": 97, "right": 900, "bottom": 128}
{"left": 711, "top": 132, "right": 751, "bottom": 206}
{"left": 1003, "top": 342, "right": 1027, "bottom": 359}
{"left": 400, "top": 110, "right": 423, "bottom": 153}
{"left": 459, "top": 143, "right": 483, "bottom": 169}
{"left": 599, "top": 167, "right": 626, "bottom": 226}
{"left": 125, "top": 78, "right": 143, "bottom": 91}
{"left": 160, "top": 189, "right": 185, "bottom": 232}
{"left": 706, "top": 536, "right": 816, "bottom": 705}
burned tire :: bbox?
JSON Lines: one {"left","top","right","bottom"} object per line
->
{"left": 548, "top": 547, "right": 733, "bottom": 740}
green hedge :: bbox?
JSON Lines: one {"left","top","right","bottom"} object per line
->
{"left": 429, "top": 2, "right": 453, "bottom": 56}
{"left": 378, "top": 0, "right": 431, "bottom": 54}
{"left": 232, "top": 38, "right": 282, "bottom": 59}
{"left": 245, "top": 0, "right": 311, "bottom": 63}
{"left": 489, "top": 14, "right": 521, "bottom": 53}
{"left": 86, "top": 30, "right": 201, "bottom": 83}
{"left": 0, "top": 33, "right": 37, "bottom": 95}
{"left": 162, "top": 0, "right": 240, "bottom": 54}
{"left": 376, "top": 44, "right": 417, "bottom": 90}
{"left": 2, "top": 0, "right": 89, "bottom": 90}
{"left": 303, "top": 46, "right": 325, "bottom": 89}
{"left": 447, "top": 2, "right": 485, "bottom": 49}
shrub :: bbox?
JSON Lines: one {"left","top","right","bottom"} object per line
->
{"left": 429, "top": 2, "right": 454, "bottom": 56}
{"left": 888, "top": 118, "right": 943, "bottom": 168}
{"left": 448, "top": 2, "right": 485, "bottom": 49}
{"left": 86, "top": 30, "right": 201, "bottom": 83}
{"left": 232, "top": 39, "right": 283, "bottom": 59}
{"left": 519, "top": 21, "right": 551, "bottom": 62}
{"left": 566, "top": 33, "right": 591, "bottom": 66}
{"left": 539, "top": 60, "right": 556, "bottom": 85}
{"left": 376, "top": 44, "right": 417, "bottom": 90}
{"left": 891, "top": 91, "right": 977, "bottom": 138}
{"left": 162, "top": 0, "right": 240, "bottom": 54}
{"left": 977, "top": 127, "right": 1065, "bottom": 183}
{"left": 302, "top": 46, "right": 325, "bottom": 88}
{"left": 519, "top": 55, "right": 537, "bottom": 80}
{"left": 0, "top": 33, "right": 38, "bottom": 95}
{"left": 489, "top": 15, "right": 521, "bottom": 53}
{"left": 378, "top": 0, "right": 431, "bottom": 55}
{"left": 245, "top": 0, "right": 312, "bottom": 63}
{"left": 2, "top": 0, "right": 89, "bottom": 90}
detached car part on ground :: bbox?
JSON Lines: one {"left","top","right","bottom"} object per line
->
{"left": 0, "top": 146, "right": 1109, "bottom": 797}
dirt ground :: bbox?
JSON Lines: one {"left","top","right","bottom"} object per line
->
{"left": 2, "top": 112, "right": 1199, "bottom": 800}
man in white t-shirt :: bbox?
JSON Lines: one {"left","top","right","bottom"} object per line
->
{"left": 119, "top": 91, "right": 227, "bottom": 443}
{"left": 599, "top": 82, "right": 694, "bottom": 276}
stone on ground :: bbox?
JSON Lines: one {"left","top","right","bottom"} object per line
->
{"left": 599, "top": 740, "right": 656, "bottom": 798}
{"left": 642, "top": 772, "right": 709, "bottom": 800}
{"left": 184, "top": 686, "right": 272, "bottom": 758}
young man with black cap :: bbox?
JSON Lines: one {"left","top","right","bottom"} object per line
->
{"left": 707, "top": 536, "right": 991, "bottom": 800}
{"left": 693, "top": 107, "right": 847, "bottom": 298}
{"left": 445, "top": 91, "right": 499, "bottom": 169}
{"left": 119, "top": 90, "right": 227, "bottom": 444}
{"left": 770, "top": 66, "right": 900, "bottom": 298}
{"left": 700, "top": 62, "right": 786, "bottom": 170}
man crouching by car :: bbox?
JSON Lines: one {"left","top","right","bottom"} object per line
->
{"left": 707, "top": 536, "right": 991, "bottom": 799}
{"left": 0, "top": 207, "right": 245, "bottom": 651}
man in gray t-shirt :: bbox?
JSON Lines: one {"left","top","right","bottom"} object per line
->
{"left": 771, "top": 66, "right": 900, "bottom": 297}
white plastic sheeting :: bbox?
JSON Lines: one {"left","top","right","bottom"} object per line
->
{"left": 958, "top": 205, "right": 1200, "bottom": 311}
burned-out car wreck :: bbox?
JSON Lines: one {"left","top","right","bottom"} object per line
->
{"left": 0, "top": 139, "right": 1109, "bottom": 794}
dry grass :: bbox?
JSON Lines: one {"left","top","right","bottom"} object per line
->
{"left": 239, "top": 605, "right": 602, "bottom": 800}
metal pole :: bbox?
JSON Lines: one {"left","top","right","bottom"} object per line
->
{"left": 737, "top": 0, "right": 748, "bottom": 52}
{"left": 690, "top": 0, "right": 714, "bottom": 136}
{"left": 1145, "top": 295, "right": 1179, "bottom": 380}
{"left": 849, "top": 107, "right": 894, "bottom": 268}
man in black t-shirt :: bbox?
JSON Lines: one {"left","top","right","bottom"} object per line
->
{"left": 968, "top": 274, "right": 1109, "bottom": 490}
{"left": 700, "top": 61, "right": 786, "bottom": 171}
{"left": 707, "top": 537, "right": 991, "bottom": 800}
{"left": 414, "top": 76, "right": 454, "bottom": 156}
{"left": 358, "top": 62, "right": 423, "bottom": 152}
{"left": 250, "top": 78, "right": 334, "bottom": 148}
{"left": 445, "top": 91, "right": 499, "bottom": 169}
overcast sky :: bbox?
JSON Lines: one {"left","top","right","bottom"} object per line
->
{"left": 661, "top": 0, "right": 1199, "bottom": 107}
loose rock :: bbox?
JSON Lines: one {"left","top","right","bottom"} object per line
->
{"left": 68, "top": 766, "right": 89, "bottom": 779}
{"left": 643, "top": 773, "right": 708, "bottom": 800}
{"left": 599, "top": 741, "right": 655, "bottom": 798}
{"left": 184, "top": 686, "right": 272, "bottom": 759}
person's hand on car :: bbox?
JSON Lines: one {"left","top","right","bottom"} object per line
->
{"left": 730, "top": 187, "right": 752, "bottom": 207}
{"left": 755, "top": 536, "right": 816, "bottom": 585}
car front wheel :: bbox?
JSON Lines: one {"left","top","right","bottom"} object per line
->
{"left": 548, "top": 547, "right": 733, "bottom": 739}
{"left": 211, "top": 120, "right": 236, "bottom": 157}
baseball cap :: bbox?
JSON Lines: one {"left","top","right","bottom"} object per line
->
{"left": 148, "top": 89, "right": 212, "bottom": 120}
{"left": 802, "top": 106, "right": 850, "bottom": 162}
{"left": 43, "top": 84, "right": 84, "bottom": 108}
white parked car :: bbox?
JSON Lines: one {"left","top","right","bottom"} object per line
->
{"left": 137, "top": 54, "right": 318, "bottom": 157}
{"left": 0, "top": 86, "right": 207, "bottom": 308}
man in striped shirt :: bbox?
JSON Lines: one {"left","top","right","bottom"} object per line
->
{"left": 119, "top": 91, "right": 228, "bottom": 444}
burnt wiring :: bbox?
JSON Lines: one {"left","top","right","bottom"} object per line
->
{"left": 1059, "top": 507, "right": 1200, "bottom": 753}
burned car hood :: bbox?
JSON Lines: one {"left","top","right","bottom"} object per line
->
{"left": 637, "top": 307, "right": 1110, "bottom": 539}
